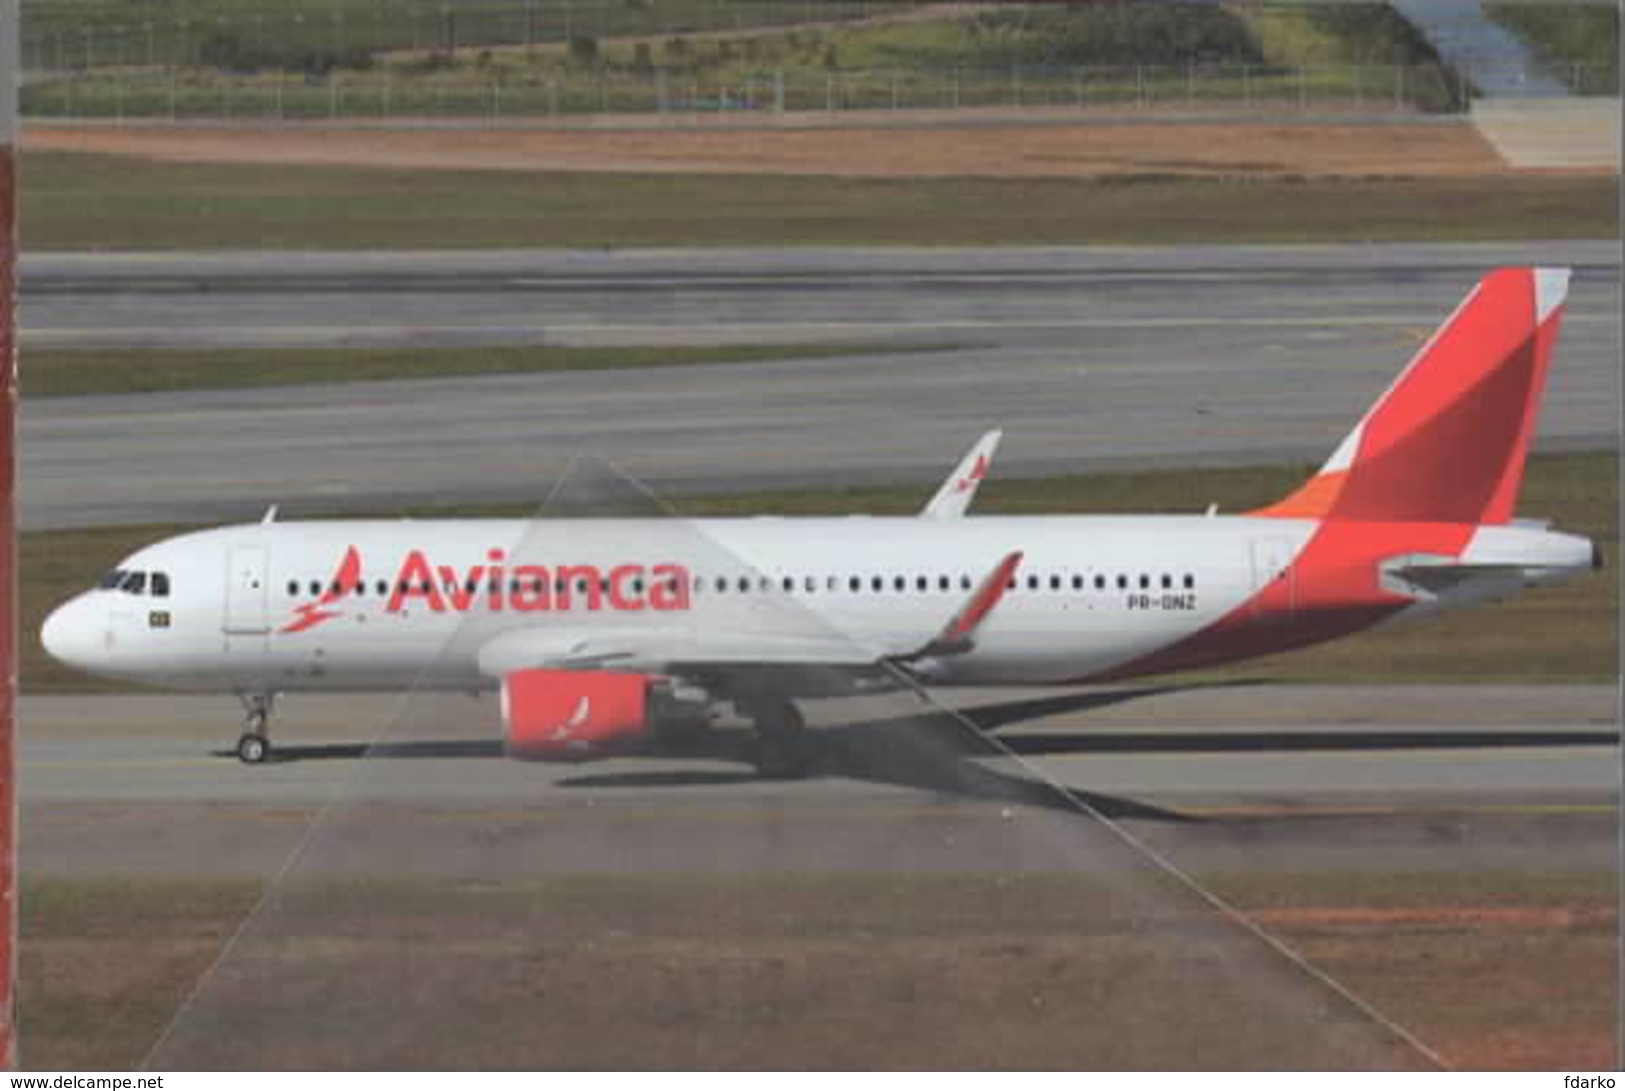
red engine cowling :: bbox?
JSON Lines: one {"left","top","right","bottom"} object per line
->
{"left": 501, "top": 668, "right": 651, "bottom": 761}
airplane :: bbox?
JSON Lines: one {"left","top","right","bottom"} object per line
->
{"left": 41, "top": 267, "right": 1601, "bottom": 776}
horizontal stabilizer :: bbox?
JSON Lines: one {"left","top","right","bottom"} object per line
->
{"left": 1382, "top": 561, "right": 1528, "bottom": 596}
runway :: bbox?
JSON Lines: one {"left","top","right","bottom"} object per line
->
{"left": 22, "top": 683, "right": 1618, "bottom": 877}
{"left": 21, "top": 683, "right": 1617, "bottom": 1069}
{"left": 20, "top": 241, "right": 1620, "bottom": 529}
{"left": 19, "top": 243, "right": 1622, "bottom": 1066}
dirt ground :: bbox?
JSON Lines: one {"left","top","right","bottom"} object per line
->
{"left": 20, "top": 871, "right": 1614, "bottom": 1070}
{"left": 25, "top": 117, "right": 1527, "bottom": 178}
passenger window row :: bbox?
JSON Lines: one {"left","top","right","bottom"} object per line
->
{"left": 687, "top": 571, "right": 1197, "bottom": 595}
{"left": 282, "top": 571, "right": 1199, "bottom": 599}
{"left": 1017, "top": 572, "right": 1198, "bottom": 592}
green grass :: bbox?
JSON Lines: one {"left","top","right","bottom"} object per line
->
{"left": 25, "top": 60, "right": 1460, "bottom": 119}
{"left": 1486, "top": 3, "right": 1620, "bottom": 94}
{"left": 22, "top": 876, "right": 263, "bottom": 938}
{"left": 21, "top": 2, "right": 1470, "bottom": 115}
{"left": 23, "top": 451, "right": 1617, "bottom": 693}
{"left": 19, "top": 0, "right": 920, "bottom": 70}
{"left": 16, "top": 1, "right": 1429, "bottom": 74}
{"left": 22, "top": 151, "right": 1620, "bottom": 252}
{"left": 1204, "top": 869, "right": 1619, "bottom": 909}
{"left": 24, "top": 7, "right": 1471, "bottom": 118}
{"left": 23, "top": 342, "right": 916, "bottom": 397}
{"left": 1241, "top": 3, "right": 1446, "bottom": 66}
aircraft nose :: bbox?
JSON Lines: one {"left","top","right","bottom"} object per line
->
{"left": 41, "top": 596, "right": 103, "bottom": 671}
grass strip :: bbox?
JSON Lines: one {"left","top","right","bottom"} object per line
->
{"left": 24, "top": 341, "right": 918, "bottom": 397}
{"left": 23, "top": 151, "right": 1619, "bottom": 251}
{"left": 1205, "top": 869, "right": 1618, "bottom": 908}
{"left": 1204, "top": 868, "right": 1618, "bottom": 1070}
{"left": 19, "top": 868, "right": 1616, "bottom": 1069}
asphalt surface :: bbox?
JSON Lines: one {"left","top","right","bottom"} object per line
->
{"left": 22, "top": 684, "right": 1618, "bottom": 877}
{"left": 26, "top": 682, "right": 1616, "bottom": 1069}
{"left": 20, "top": 241, "right": 1620, "bottom": 529}
{"left": 20, "top": 243, "right": 1620, "bottom": 1068}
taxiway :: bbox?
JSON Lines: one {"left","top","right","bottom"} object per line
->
{"left": 20, "top": 242, "right": 1620, "bottom": 529}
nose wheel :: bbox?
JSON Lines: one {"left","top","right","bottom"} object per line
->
{"left": 236, "top": 731, "right": 270, "bottom": 764}
{"left": 236, "top": 693, "right": 275, "bottom": 765}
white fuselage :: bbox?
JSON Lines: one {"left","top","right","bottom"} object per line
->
{"left": 42, "top": 513, "right": 1594, "bottom": 697}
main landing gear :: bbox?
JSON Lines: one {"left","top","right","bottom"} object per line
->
{"left": 236, "top": 692, "right": 275, "bottom": 765}
{"left": 741, "top": 696, "right": 809, "bottom": 780}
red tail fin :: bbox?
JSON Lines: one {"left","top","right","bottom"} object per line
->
{"left": 1255, "top": 267, "right": 1568, "bottom": 525}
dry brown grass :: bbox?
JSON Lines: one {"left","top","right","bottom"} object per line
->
{"left": 25, "top": 119, "right": 1528, "bottom": 178}
{"left": 21, "top": 869, "right": 1614, "bottom": 1070}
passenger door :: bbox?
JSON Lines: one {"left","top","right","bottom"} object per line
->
{"left": 224, "top": 546, "right": 270, "bottom": 636}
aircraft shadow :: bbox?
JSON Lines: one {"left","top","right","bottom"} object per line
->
{"left": 225, "top": 695, "right": 1192, "bottom": 819}
{"left": 561, "top": 711, "right": 1195, "bottom": 822}
{"left": 214, "top": 682, "right": 1613, "bottom": 823}
{"left": 950, "top": 680, "right": 1267, "bottom": 732}
{"left": 996, "top": 728, "right": 1621, "bottom": 755}
{"left": 244, "top": 682, "right": 1244, "bottom": 762}
{"left": 221, "top": 739, "right": 506, "bottom": 763}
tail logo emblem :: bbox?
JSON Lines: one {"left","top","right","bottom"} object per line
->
{"left": 954, "top": 453, "right": 989, "bottom": 494}
{"left": 549, "top": 697, "right": 592, "bottom": 740}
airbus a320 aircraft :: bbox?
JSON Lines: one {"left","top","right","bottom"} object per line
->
{"left": 43, "top": 268, "right": 1600, "bottom": 775}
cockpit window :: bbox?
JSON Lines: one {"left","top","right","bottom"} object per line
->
{"left": 100, "top": 569, "right": 164, "bottom": 595}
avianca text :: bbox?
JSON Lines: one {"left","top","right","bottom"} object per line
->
{"left": 386, "top": 550, "right": 691, "bottom": 614}
{"left": 286, "top": 548, "right": 694, "bottom": 630}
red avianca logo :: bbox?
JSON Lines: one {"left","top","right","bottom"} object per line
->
{"left": 280, "top": 546, "right": 692, "bottom": 634}
{"left": 953, "top": 453, "right": 989, "bottom": 494}
{"left": 282, "top": 546, "right": 362, "bottom": 634}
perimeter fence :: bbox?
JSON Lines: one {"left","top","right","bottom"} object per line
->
{"left": 22, "top": 61, "right": 1521, "bottom": 121}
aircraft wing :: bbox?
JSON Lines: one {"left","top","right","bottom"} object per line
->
{"left": 476, "top": 626, "right": 884, "bottom": 678}
{"left": 921, "top": 430, "right": 1001, "bottom": 519}
{"left": 476, "top": 552, "right": 1024, "bottom": 685}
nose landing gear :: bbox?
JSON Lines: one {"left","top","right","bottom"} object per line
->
{"left": 236, "top": 692, "right": 275, "bottom": 764}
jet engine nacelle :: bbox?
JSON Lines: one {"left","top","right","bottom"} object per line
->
{"left": 501, "top": 668, "right": 651, "bottom": 761}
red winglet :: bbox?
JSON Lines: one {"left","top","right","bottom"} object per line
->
{"left": 909, "top": 550, "right": 1023, "bottom": 658}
